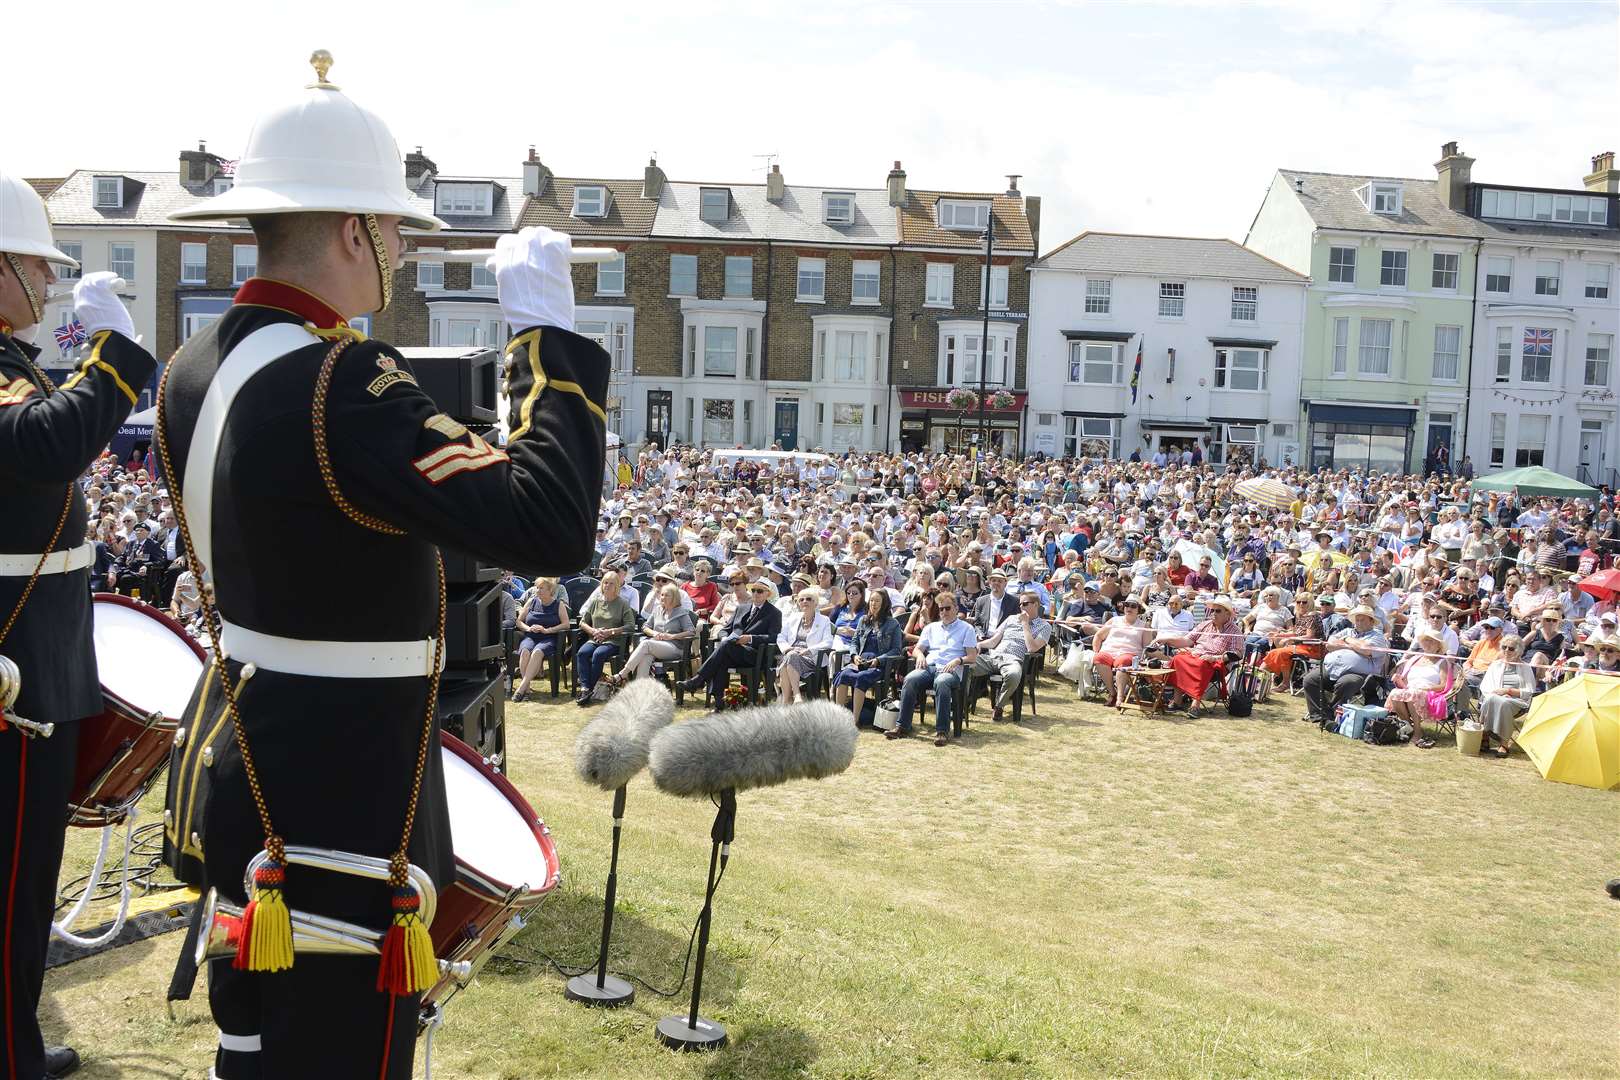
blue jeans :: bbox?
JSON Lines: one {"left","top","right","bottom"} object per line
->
{"left": 898, "top": 666, "right": 963, "bottom": 736}
{"left": 575, "top": 640, "right": 619, "bottom": 691}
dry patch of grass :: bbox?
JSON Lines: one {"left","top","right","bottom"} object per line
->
{"left": 45, "top": 679, "right": 1618, "bottom": 1078}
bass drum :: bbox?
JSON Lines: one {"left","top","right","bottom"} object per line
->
{"left": 426, "top": 733, "right": 560, "bottom": 1009}
{"left": 72, "top": 594, "right": 206, "bottom": 828}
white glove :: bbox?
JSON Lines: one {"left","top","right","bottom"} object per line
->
{"left": 74, "top": 272, "right": 134, "bottom": 340}
{"left": 487, "top": 226, "right": 574, "bottom": 334}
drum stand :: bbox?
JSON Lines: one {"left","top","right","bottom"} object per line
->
{"left": 565, "top": 785, "right": 635, "bottom": 1008}
{"left": 52, "top": 808, "right": 140, "bottom": 948}
{"left": 655, "top": 788, "right": 734, "bottom": 1052}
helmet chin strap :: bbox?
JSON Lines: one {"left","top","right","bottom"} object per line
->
{"left": 2, "top": 252, "right": 43, "bottom": 326}
{"left": 363, "top": 213, "right": 394, "bottom": 313}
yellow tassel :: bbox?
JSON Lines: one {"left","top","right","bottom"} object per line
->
{"left": 235, "top": 861, "right": 294, "bottom": 973}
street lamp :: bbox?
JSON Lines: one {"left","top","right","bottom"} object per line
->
{"left": 979, "top": 217, "right": 994, "bottom": 458}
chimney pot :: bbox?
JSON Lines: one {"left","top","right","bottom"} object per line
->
{"left": 643, "top": 156, "right": 667, "bottom": 200}
{"left": 1585, "top": 150, "right": 1619, "bottom": 193}
{"left": 1005, "top": 174, "right": 1021, "bottom": 197}
{"left": 1294, "top": 178, "right": 1304, "bottom": 193}
{"left": 886, "top": 160, "right": 907, "bottom": 207}
{"left": 1434, "top": 141, "right": 1474, "bottom": 211}
{"left": 522, "top": 150, "right": 550, "bottom": 197}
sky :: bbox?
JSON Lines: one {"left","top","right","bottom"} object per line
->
{"left": 8, "top": 0, "right": 1617, "bottom": 251}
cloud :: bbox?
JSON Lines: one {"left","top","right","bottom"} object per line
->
{"left": 6, "top": 0, "right": 1613, "bottom": 253}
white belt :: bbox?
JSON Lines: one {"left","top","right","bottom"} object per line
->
{"left": 0, "top": 541, "right": 94, "bottom": 577}
{"left": 218, "top": 620, "right": 443, "bottom": 679}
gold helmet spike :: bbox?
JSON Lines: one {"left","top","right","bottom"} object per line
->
{"left": 307, "top": 50, "right": 339, "bottom": 90}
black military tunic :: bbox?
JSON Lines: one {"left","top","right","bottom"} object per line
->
{"left": 0, "top": 320, "right": 155, "bottom": 1080}
{"left": 159, "top": 279, "right": 606, "bottom": 1078}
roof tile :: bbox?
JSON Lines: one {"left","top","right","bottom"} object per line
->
{"left": 1033, "top": 231, "right": 1305, "bottom": 282}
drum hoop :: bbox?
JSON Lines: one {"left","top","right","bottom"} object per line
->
{"left": 91, "top": 591, "right": 209, "bottom": 664}
{"left": 441, "top": 732, "right": 560, "bottom": 897}
{"left": 95, "top": 690, "right": 178, "bottom": 729}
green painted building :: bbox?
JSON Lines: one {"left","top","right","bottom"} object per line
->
{"left": 1245, "top": 156, "right": 1480, "bottom": 473}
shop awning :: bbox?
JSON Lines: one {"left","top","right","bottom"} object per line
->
{"left": 1140, "top": 419, "right": 1211, "bottom": 431}
{"left": 1308, "top": 402, "right": 1416, "bottom": 426}
{"left": 1208, "top": 336, "right": 1279, "bottom": 349}
{"left": 1061, "top": 329, "right": 1136, "bottom": 342}
{"left": 898, "top": 389, "right": 1027, "bottom": 414}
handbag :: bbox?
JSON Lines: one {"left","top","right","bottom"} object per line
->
{"left": 1057, "top": 642, "right": 1086, "bottom": 683}
{"left": 874, "top": 698, "right": 901, "bottom": 731}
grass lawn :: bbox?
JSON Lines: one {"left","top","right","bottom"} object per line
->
{"left": 44, "top": 675, "right": 1618, "bottom": 1078}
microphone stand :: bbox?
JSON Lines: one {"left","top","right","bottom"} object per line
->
{"left": 656, "top": 787, "right": 734, "bottom": 1051}
{"left": 565, "top": 785, "right": 635, "bottom": 1007}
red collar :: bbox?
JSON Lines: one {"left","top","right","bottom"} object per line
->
{"left": 233, "top": 278, "right": 350, "bottom": 330}
{"left": 0, "top": 315, "right": 12, "bottom": 337}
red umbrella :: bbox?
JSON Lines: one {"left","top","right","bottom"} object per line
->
{"left": 1577, "top": 568, "right": 1620, "bottom": 601}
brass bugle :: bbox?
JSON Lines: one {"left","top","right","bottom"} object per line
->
{"left": 402, "top": 247, "right": 619, "bottom": 264}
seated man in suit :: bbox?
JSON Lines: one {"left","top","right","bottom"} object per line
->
{"left": 682, "top": 578, "right": 783, "bottom": 699}
{"left": 109, "top": 521, "right": 164, "bottom": 597}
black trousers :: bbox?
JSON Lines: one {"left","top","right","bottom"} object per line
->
{"left": 0, "top": 723, "right": 78, "bottom": 1080}
{"left": 1303, "top": 669, "right": 1368, "bottom": 724}
{"left": 690, "top": 641, "right": 756, "bottom": 695}
{"left": 208, "top": 956, "right": 419, "bottom": 1079}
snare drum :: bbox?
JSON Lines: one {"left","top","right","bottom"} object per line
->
{"left": 426, "top": 733, "right": 560, "bottom": 1008}
{"left": 71, "top": 594, "right": 207, "bottom": 828}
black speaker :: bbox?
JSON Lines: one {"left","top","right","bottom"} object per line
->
{"left": 437, "top": 672, "right": 505, "bottom": 772}
{"left": 442, "top": 547, "right": 501, "bottom": 587}
{"left": 445, "top": 580, "right": 506, "bottom": 666}
{"left": 397, "top": 346, "right": 500, "bottom": 425}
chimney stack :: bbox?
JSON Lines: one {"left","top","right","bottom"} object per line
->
{"left": 404, "top": 145, "right": 438, "bottom": 186}
{"left": 766, "top": 163, "right": 785, "bottom": 203}
{"left": 521, "top": 145, "right": 550, "bottom": 197}
{"left": 179, "top": 140, "right": 218, "bottom": 186}
{"left": 886, "top": 160, "right": 907, "bottom": 207}
{"left": 1434, "top": 141, "right": 1474, "bottom": 211}
{"left": 1005, "top": 174, "right": 1022, "bottom": 198}
{"left": 643, "top": 156, "right": 666, "bottom": 200}
{"left": 1025, "top": 195, "right": 1041, "bottom": 257}
{"left": 1585, "top": 150, "right": 1619, "bottom": 193}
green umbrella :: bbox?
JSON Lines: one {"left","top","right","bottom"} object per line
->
{"left": 1468, "top": 465, "right": 1599, "bottom": 500}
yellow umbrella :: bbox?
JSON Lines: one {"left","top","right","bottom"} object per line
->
{"left": 1234, "top": 477, "right": 1295, "bottom": 511}
{"left": 1515, "top": 673, "right": 1620, "bottom": 790}
{"left": 1301, "top": 548, "right": 1351, "bottom": 572}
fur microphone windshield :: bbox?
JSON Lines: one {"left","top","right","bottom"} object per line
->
{"left": 647, "top": 701, "right": 858, "bottom": 798}
{"left": 574, "top": 679, "right": 677, "bottom": 791}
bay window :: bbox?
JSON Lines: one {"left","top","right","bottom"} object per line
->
{"left": 704, "top": 326, "right": 738, "bottom": 377}
{"left": 1064, "top": 416, "right": 1117, "bottom": 459}
{"left": 1358, "top": 319, "right": 1392, "bottom": 376}
{"left": 1068, "top": 341, "right": 1122, "bottom": 385}
{"left": 1213, "top": 347, "right": 1267, "bottom": 391}
{"left": 1520, "top": 327, "right": 1554, "bottom": 383}
{"left": 830, "top": 404, "right": 864, "bottom": 451}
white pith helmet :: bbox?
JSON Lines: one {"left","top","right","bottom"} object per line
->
{"left": 169, "top": 51, "right": 444, "bottom": 232}
{"left": 0, "top": 171, "right": 79, "bottom": 268}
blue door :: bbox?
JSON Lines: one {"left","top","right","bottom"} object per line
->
{"left": 774, "top": 400, "right": 799, "bottom": 450}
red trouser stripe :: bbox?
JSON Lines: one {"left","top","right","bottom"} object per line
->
{"left": 376, "top": 992, "right": 396, "bottom": 1080}
{"left": 4, "top": 737, "right": 28, "bottom": 1078}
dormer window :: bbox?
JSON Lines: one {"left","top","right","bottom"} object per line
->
{"left": 938, "top": 199, "right": 990, "bottom": 231}
{"left": 572, "top": 185, "right": 608, "bottom": 218}
{"left": 823, "top": 192, "right": 855, "bottom": 225}
{"left": 435, "top": 182, "right": 491, "bottom": 215}
{"left": 212, "top": 176, "right": 233, "bottom": 195}
{"left": 1356, "top": 181, "right": 1403, "bottom": 215}
{"left": 93, "top": 176, "right": 123, "bottom": 208}
{"left": 699, "top": 187, "right": 730, "bottom": 224}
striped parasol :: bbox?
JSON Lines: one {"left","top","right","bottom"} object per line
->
{"left": 1234, "top": 476, "right": 1295, "bottom": 511}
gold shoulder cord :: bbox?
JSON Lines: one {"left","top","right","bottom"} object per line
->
{"left": 312, "top": 335, "right": 447, "bottom": 995}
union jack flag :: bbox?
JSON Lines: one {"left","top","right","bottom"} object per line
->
{"left": 217, "top": 158, "right": 238, "bottom": 177}
{"left": 53, "top": 318, "right": 88, "bottom": 353}
{"left": 1523, "top": 328, "right": 1554, "bottom": 354}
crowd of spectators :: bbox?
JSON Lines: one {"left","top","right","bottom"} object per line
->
{"left": 80, "top": 441, "right": 1620, "bottom": 756}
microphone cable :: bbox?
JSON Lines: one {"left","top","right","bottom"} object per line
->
{"left": 504, "top": 792, "right": 731, "bottom": 1000}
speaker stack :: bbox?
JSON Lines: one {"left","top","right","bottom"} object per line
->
{"left": 400, "top": 346, "right": 509, "bottom": 771}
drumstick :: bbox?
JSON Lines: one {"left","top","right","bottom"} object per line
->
{"left": 402, "top": 247, "right": 620, "bottom": 264}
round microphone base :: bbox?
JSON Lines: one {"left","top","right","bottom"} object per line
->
{"left": 655, "top": 1014, "right": 728, "bottom": 1052}
{"left": 565, "top": 973, "right": 635, "bottom": 1008}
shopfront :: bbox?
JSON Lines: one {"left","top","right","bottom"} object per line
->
{"left": 897, "top": 389, "right": 1027, "bottom": 456}
{"left": 1306, "top": 401, "right": 1416, "bottom": 475}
